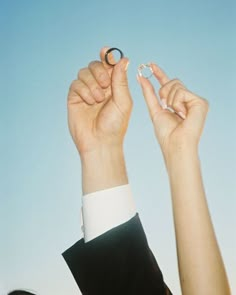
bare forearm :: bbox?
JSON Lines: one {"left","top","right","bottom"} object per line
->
{"left": 166, "top": 147, "right": 230, "bottom": 295}
{"left": 80, "top": 144, "right": 128, "bottom": 195}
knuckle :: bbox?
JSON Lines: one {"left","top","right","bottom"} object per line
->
{"left": 69, "top": 80, "right": 78, "bottom": 92}
{"left": 77, "top": 67, "right": 87, "bottom": 79}
{"left": 175, "top": 87, "right": 185, "bottom": 97}
{"left": 113, "top": 76, "right": 128, "bottom": 88}
{"left": 172, "top": 78, "right": 180, "bottom": 84}
{"left": 118, "top": 80, "right": 128, "bottom": 88}
{"left": 88, "top": 60, "right": 101, "bottom": 68}
{"left": 168, "top": 79, "right": 181, "bottom": 89}
{"left": 81, "top": 88, "right": 91, "bottom": 100}
{"left": 98, "top": 71, "right": 110, "bottom": 86}
{"left": 91, "top": 86, "right": 102, "bottom": 97}
{"left": 159, "top": 87, "right": 166, "bottom": 98}
{"left": 96, "top": 72, "right": 110, "bottom": 88}
{"left": 89, "top": 61, "right": 109, "bottom": 86}
{"left": 90, "top": 85, "right": 98, "bottom": 93}
{"left": 97, "top": 71, "right": 108, "bottom": 82}
{"left": 201, "top": 98, "right": 209, "bottom": 110}
{"left": 173, "top": 78, "right": 184, "bottom": 86}
{"left": 174, "top": 83, "right": 183, "bottom": 91}
{"left": 172, "top": 100, "right": 181, "bottom": 108}
{"left": 67, "top": 93, "right": 76, "bottom": 104}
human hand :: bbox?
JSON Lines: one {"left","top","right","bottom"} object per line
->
{"left": 138, "top": 63, "right": 209, "bottom": 163}
{"left": 67, "top": 47, "right": 132, "bottom": 156}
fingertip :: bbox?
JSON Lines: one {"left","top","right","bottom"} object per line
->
{"left": 124, "top": 58, "right": 130, "bottom": 71}
{"left": 92, "top": 87, "right": 105, "bottom": 101}
{"left": 87, "top": 99, "right": 96, "bottom": 105}
{"left": 161, "top": 98, "right": 167, "bottom": 109}
{"left": 100, "top": 46, "right": 110, "bottom": 60}
{"left": 136, "top": 74, "right": 141, "bottom": 84}
{"left": 98, "top": 70, "right": 111, "bottom": 89}
{"left": 137, "top": 74, "right": 153, "bottom": 90}
{"left": 114, "top": 57, "right": 129, "bottom": 71}
{"left": 102, "top": 47, "right": 127, "bottom": 69}
{"left": 173, "top": 103, "right": 187, "bottom": 120}
{"left": 149, "top": 62, "right": 157, "bottom": 73}
{"left": 83, "top": 94, "right": 96, "bottom": 105}
{"left": 150, "top": 62, "right": 162, "bottom": 72}
{"left": 80, "top": 94, "right": 96, "bottom": 106}
{"left": 136, "top": 74, "right": 147, "bottom": 87}
{"left": 151, "top": 63, "right": 170, "bottom": 85}
{"left": 94, "top": 94, "right": 106, "bottom": 103}
{"left": 177, "top": 111, "right": 186, "bottom": 120}
{"left": 100, "top": 46, "right": 117, "bottom": 68}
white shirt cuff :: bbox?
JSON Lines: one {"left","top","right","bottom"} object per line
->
{"left": 82, "top": 184, "right": 136, "bottom": 243}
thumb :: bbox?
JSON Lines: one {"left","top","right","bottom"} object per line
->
{"left": 111, "top": 58, "right": 132, "bottom": 111}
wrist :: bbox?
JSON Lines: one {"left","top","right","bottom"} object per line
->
{"left": 165, "top": 145, "right": 203, "bottom": 204}
{"left": 81, "top": 144, "right": 128, "bottom": 194}
{"left": 80, "top": 143, "right": 124, "bottom": 163}
{"left": 164, "top": 143, "right": 199, "bottom": 172}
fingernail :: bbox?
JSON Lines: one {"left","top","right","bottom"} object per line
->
{"left": 136, "top": 74, "right": 141, "bottom": 84}
{"left": 178, "top": 111, "right": 186, "bottom": 119}
{"left": 125, "top": 60, "right": 130, "bottom": 71}
{"left": 161, "top": 98, "right": 167, "bottom": 109}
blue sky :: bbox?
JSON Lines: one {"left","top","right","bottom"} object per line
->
{"left": 1, "top": 0, "right": 235, "bottom": 294}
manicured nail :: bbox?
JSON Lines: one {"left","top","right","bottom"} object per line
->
{"left": 178, "top": 111, "right": 186, "bottom": 119}
{"left": 125, "top": 60, "right": 130, "bottom": 71}
{"left": 136, "top": 74, "right": 141, "bottom": 84}
{"left": 161, "top": 98, "right": 167, "bottom": 109}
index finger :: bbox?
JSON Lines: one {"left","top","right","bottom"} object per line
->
{"left": 150, "top": 63, "right": 170, "bottom": 86}
{"left": 100, "top": 47, "right": 117, "bottom": 69}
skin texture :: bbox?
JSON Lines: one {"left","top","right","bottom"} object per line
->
{"left": 67, "top": 47, "right": 231, "bottom": 294}
{"left": 67, "top": 47, "right": 132, "bottom": 194}
{"left": 138, "top": 65, "right": 231, "bottom": 295}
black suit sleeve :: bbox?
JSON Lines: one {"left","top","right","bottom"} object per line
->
{"left": 62, "top": 214, "right": 172, "bottom": 295}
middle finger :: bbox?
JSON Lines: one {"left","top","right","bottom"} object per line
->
{"left": 78, "top": 67, "right": 105, "bottom": 102}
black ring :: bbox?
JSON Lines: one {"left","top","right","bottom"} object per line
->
{"left": 105, "top": 47, "right": 124, "bottom": 66}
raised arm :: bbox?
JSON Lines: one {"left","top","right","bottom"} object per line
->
{"left": 138, "top": 64, "right": 231, "bottom": 295}
{"left": 67, "top": 47, "right": 132, "bottom": 194}
{"left": 65, "top": 49, "right": 172, "bottom": 294}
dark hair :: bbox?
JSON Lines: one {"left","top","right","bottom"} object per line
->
{"left": 8, "top": 291, "right": 36, "bottom": 295}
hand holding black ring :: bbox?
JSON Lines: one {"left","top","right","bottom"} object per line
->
{"left": 105, "top": 47, "right": 124, "bottom": 66}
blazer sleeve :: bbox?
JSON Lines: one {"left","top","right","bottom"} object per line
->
{"left": 62, "top": 213, "right": 172, "bottom": 295}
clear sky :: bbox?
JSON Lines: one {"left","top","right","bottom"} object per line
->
{"left": 1, "top": 0, "right": 235, "bottom": 294}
